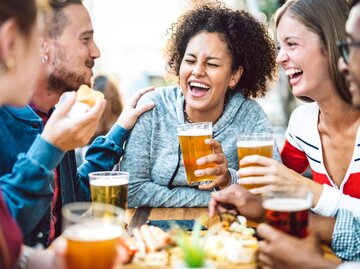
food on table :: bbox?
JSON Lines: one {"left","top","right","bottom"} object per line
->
{"left": 125, "top": 215, "right": 259, "bottom": 267}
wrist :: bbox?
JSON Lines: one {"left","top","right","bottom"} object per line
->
{"left": 219, "top": 170, "right": 231, "bottom": 189}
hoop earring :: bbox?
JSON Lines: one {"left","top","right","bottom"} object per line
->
{"left": 41, "top": 55, "right": 48, "bottom": 63}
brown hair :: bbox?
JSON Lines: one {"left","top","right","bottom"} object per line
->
{"left": 164, "top": 1, "right": 277, "bottom": 98}
{"left": 274, "top": 0, "right": 351, "bottom": 103}
{"left": 47, "top": 0, "right": 82, "bottom": 38}
{"left": 92, "top": 75, "right": 123, "bottom": 141}
{"left": 0, "top": 0, "right": 37, "bottom": 36}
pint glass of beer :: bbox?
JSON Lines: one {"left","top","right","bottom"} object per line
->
{"left": 237, "top": 133, "right": 274, "bottom": 189}
{"left": 262, "top": 185, "right": 313, "bottom": 238}
{"left": 62, "top": 202, "right": 125, "bottom": 269}
{"left": 89, "top": 171, "right": 129, "bottom": 210}
{"left": 177, "top": 122, "right": 215, "bottom": 186}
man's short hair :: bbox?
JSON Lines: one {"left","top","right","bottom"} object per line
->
{"left": 48, "top": 0, "right": 82, "bottom": 38}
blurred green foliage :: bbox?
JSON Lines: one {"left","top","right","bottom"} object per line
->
{"left": 259, "top": 0, "right": 281, "bottom": 22}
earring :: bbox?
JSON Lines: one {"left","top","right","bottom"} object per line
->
{"left": 41, "top": 55, "right": 48, "bottom": 63}
{"left": 5, "top": 57, "right": 16, "bottom": 71}
{"left": 0, "top": 58, "right": 16, "bottom": 73}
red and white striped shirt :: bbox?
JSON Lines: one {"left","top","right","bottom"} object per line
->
{"left": 281, "top": 103, "right": 360, "bottom": 199}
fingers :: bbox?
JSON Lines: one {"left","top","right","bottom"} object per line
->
{"left": 240, "top": 155, "right": 274, "bottom": 167}
{"left": 54, "top": 237, "right": 68, "bottom": 269}
{"left": 257, "top": 223, "right": 283, "bottom": 243}
{"left": 53, "top": 92, "right": 76, "bottom": 119}
{"left": 237, "top": 175, "right": 274, "bottom": 185}
{"left": 205, "top": 138, "right": 223, "bottom": 154}
{"left": 72, "top": 99, "right": 106, "bottom": 125}
{"left": 130, "top": 86, "right": 155, "bottom": 108}
{"left": 208, "top": 197, "right": 217, "bottom": 217}
{"left": 133, "top": 101, "right": 155, "bottom": 117}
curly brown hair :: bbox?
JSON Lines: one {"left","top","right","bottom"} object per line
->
{"left": 164, "top": 2, "right": 277, "bottom": 98}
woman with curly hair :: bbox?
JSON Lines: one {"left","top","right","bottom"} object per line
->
{"left": 120, "top": 2, "right": 279, "bottom": 207}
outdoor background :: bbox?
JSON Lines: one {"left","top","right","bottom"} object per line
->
{"left": 83, "top": 0, "right": 300, "bottom": 148}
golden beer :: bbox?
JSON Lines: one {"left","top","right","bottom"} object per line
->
{"left": 237, "top": 134, "right": 273, "bottom": 190}
{"left": 178, "top": 123, "right": 215, "bottom": 186}
{"left": 62, "top": 202, "right": 125, "bottom": 269}
{"left": 90, "top": 178, "right": 128, "bottom": 210}
{"left": 89, "top": 171, "right": 129, "bottom": 210}
{"left": 64, "top": 224, "right": 122, "bottom": 269}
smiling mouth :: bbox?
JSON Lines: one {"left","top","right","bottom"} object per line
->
{"left": 285, "top": 68, "right": 303, "bottom": 80}
{"left": 189, "top": 82, "right": 210, "bottom": 95}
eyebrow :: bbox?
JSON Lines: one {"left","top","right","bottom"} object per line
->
{"left": 186, "top": 53, "right": 221, "bottom": 60}
{"left": 79, "top": 30, "right": 94, "bottom": 37}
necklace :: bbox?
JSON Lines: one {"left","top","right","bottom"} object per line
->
{"left": 183, "top": 100, "right": 227, "bottom": 125}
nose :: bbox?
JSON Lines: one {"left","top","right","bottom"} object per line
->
{"left": 338, "top": 56, "right": 348, "bottom": 76}
{"left": 90, "top": 39, "right": 101, "bottom": 59}
{"left": 276, "top": 47, "right": 289, "bottom": 64}
{"left": 192, "top": 63, "right": 205, "bottom": 77}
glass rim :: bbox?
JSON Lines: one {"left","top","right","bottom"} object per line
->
{"left": 236, "top": 132, "right": 274, "bottom": 142}
{"left": 88, "top": 171, "right": 129, "bottom": 177}
{"left": 62, "top": 202, "right": 126, "bottom": 224}
{"left": 177, "top": 121, "right": 212, "bottom": 128}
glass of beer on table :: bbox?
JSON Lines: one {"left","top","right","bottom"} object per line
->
{"left": 262, "top": 185, "right": 313, "bottom": 238}
{"left": 62, "top": 202, "right": 125, "bottom": 269}
{"left": 237, "top": 132, "right": 274, "bottom": 189}
{"left": 177, "top": 122, "right": 215, "bottom": 186}
{"left": 89, "top": 171, "right": 129, "bottom": 210}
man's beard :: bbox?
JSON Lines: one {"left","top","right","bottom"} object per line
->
{"left": 47, "top": 67, "right": 90, "bottom": 94}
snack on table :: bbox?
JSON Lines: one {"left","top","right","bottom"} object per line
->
{"left": 125, "top": 216, "right": 259, "bottom": 267}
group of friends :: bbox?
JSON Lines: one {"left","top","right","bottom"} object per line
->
{"left": 1, "top": 0, "right": 360, "bottom": 268}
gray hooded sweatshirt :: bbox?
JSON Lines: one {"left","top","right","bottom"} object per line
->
{"left": 120, "top": 86, "right": 280, "bottom": 207}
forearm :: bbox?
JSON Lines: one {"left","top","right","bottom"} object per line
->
{"left": 0, "top": 136, "right": 64, "bottom": 235}
{"left": 309, "top": 214, "right": 336, "bottom": 244}
{"left": 128, "top": 180, "right": 211, "bottom": 207}
{"left": 78, "top": 124, "right": 129, "bottom": 177}
{"left": 313, "top": 184, "right": 360, "bottom": 217}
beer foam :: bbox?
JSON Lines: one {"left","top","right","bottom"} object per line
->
{"left": 64, "top": 223, "right": 122, "bottom": 241}
{"left": 90, "top": 178, "right": 129, "bottom": 187}
{"left": 178, "top": 129, "right": 212, "bottom": 136}
{"left": 237, "top": 140, "right": 273, "bottom": 148}
{"left": 263, "top": 198, "right": 311, "bottom": 212}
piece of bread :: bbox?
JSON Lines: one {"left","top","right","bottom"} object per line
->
{"left": 76, "top": 84, "right": 104, "bottom": 107}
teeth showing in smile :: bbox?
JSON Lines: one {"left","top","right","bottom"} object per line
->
{"left": 285, "top": 68, "right": 303, "bottom": 79}
{"left": 189, "top": 82, "right": 210, "bottom": 89}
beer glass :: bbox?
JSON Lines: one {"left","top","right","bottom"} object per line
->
{"left": 62, "top": 202, "right": 125, "bottom": 269}
{"left": 177, "top": 122, "right": 215, "bottom": 186}
{"left": 89, "top": 171, "right": 129, "bottom": 210}
{"left": 237, "top": 133, "right": 274, "bottom": 189}
{"left": 262, "top": 185, "right": 313, "bottom": 238}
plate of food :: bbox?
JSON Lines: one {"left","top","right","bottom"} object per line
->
{"left": 122, "top": 214, "right": 259, "bottom": 268}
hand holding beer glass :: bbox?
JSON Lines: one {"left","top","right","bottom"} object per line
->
{"left": 237, "top": 133, "right": 274, "bottom": 190}
{"left": 262, "top": 185, "right": 313, "bottom": 238}
{"left": 89, "top": 171, "right": 129, "bottom": 210}
{"left": 62, "top": 202, "right": 125, "bottom": 269}
{"left": 177, "top": 122, "right": 216, "bottom": 186}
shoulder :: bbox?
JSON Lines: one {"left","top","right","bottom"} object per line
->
{"left": 289, "top": 103, "right": 318, "bottom": 122}
{"left": 137, "top": 86, "right": 180, "bottom": 104}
